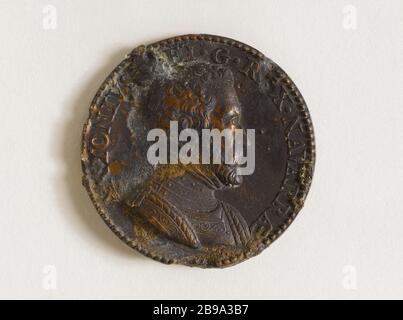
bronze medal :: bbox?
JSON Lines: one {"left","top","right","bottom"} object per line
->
{"left": 81, "top": 34, "right": 315, "bottom": 268}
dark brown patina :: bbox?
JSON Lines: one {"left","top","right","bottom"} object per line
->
{"left": 81, "top": 34, "right": 315, "bottom": 268}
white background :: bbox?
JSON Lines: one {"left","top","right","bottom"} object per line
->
{"left": 0, "top": 0, "right": 402, "bottom": 299}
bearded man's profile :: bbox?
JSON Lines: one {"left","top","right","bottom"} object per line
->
{"left": 114, "top": 56, "right": 251, "bottom": 249}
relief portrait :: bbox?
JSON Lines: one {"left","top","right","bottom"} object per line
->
{"left": 82, "top": 35, "right": 315, "bottom": 268}
{"left": 108, "top": 48, "right": 251, "bottom": 250}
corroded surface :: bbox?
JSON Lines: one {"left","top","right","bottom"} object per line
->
{"left": 81, "top": 34, "right": 315, "bottom": 268}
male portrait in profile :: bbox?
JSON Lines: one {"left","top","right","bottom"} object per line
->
{"left": 118, "top": 55, "right": 251, "bottom": 249}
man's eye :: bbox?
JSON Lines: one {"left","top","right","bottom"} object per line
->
{"left": 222, "top": 116, "right": 238, "bottom": 127}
{"left": 231, "top": 117, "right": 240, "bottom": 125}
{"left": 225, "top": 115, "right": 240, "bottom": 127}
